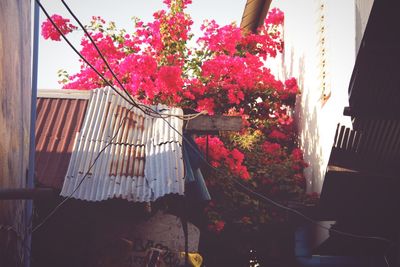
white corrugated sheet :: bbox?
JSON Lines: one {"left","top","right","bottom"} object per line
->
{"left": 60, "top": 87, "right": 185, "bottom": 202}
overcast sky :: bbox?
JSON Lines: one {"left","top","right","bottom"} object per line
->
{"left": 37, "top": 0, "right": 247, "bottom": 89}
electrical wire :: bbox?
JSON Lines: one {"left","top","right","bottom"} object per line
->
{"left": 32, "top": 0, "right": 203, "bottom": 233}
{"left": 60, "top": 0, "right": 137, "bottom": 108}
{"left": 38, "top": 0, "right": 204, "bottom": 121}
{"left": 35, "top": 0, "right": 137, "bottom": 108}
{"left": 32, "top": 104, "right": 135, "bottom": 233}
{"left": 59, "top": 0, "right": 206, "bottom": 121}
{"left": 37, "top": 1, "right": 394, "bottom": 265}
{"left": 160, "top": 118, "right": 394, "bottom": 267}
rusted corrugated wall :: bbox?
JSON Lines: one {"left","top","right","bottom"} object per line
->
{"left": 0, "top": 0, "right": 31, "bottom": 266}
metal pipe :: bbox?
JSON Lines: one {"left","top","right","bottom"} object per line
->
{"left": 25, "top": 1, "right": 40, "bottom": 266}
{"left": 0, "top": 188, "right": 55, "bottom": 200}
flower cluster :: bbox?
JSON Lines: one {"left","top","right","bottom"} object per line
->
{"left": 195, "top": 136, "right": 250, "bottom": 180}
{"left": 207, "top": 220, "right": 225, "bottom": 234}
{"left": 42, "top": 0, "right": 311, "bottom": 237}
{"left": 41, "top": 14, "right": 77, "bottom": 41}
{"left": 264, "top": 8, "right": 284, "bottom": 26}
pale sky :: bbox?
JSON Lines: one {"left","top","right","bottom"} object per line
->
{"left": 38, "top": 0, "right": 247, "bottom": 89}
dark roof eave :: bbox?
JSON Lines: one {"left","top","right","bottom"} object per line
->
{"left": 240, "top": 0, "right": 272, "bottom": 33}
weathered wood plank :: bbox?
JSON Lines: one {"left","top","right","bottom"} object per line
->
{"left": 327, "top": 165, "right": 358, "bottom": 173}
{"left": 38, "top": 89, "right": 91, "bottom": 99}
{"left": 184, "top": 115, "right": 243, "bottom": 133}
{"left": 240, "top": 0, "right": 272, "bottom": 32}
{"left": 0, "top": 0, "right": 31, "bottom": 265}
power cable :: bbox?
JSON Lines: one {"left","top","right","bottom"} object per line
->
{"left": 60, "top": 0, "right": 205, "bottom": 119}
{"left": 33, "top": 0, "right": 202, "bottom": 233}
{"left": 35, "top": 0, "right": 135, "bottom": 107}
{"left": 38, "top": 0, "right": 204, "bottom": 121}
{"left": 59, "top": 0, "right": 205, "bottom": 121}
{"left": 60, "top": 0, "right": 137, "bottom": 109}
{"left": 32, "top": 104, "right": 135, "bottom": 233}
{"left": 161, "top": 118, "right": 394, "bottom": 267}
{"left": 37, "top": 1, "right": 395, "bottom": 265}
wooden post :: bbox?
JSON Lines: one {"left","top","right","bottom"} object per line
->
{"left": 0, "top": 0, "right": 31, "bottom": 266}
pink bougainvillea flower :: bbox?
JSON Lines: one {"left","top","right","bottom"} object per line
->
{"left": 268, "top": 129, "right": 288, "bottom": 141}
{"left": 291, "top": 148, "right": 304, "bottom": 161}
{"left": 195, "top": 136, "right": 249, "bottom": 179}
{"left": 208, "top": 220, "right": 225, "bottom": 233}
{"left": 196, "top": 98, "right": 216, "bottom": 115}
{"left": 264, "top": 8, "right": 284, "bottom": 26}
{"left": 41, "top": 14, "right": 77, "bottom": 41}
{"left": 262, "top": 141, "right": 282, "bottom": 156}
{"left": 42, "top": 3, "right": 309, "bottom": 232}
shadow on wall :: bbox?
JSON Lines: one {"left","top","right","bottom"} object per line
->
{"left": 289, "top": 51, "right": 327, "bottom": 193}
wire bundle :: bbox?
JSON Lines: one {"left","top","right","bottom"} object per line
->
{"left": 32, "top": 1, "right": 394, "bottom": 266}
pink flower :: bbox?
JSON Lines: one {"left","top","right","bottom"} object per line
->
{"left": 196, "top": 98, "right": 215, "bottom": 115}
{"left": 278, "top": 77, "right": 299, "bottom": 102}
{"left": 199, "top": 22, "right": 242, "bottom": 55}
{"left": 268, "top": 130, "right": 288, "bottom": 141}
{"left": 262, "top": 141, "right": 281, "bottom": 155}
{"left": 208, "top": 220, "right": 225, "bottom": 233}
{"left": 41, "top": 14, "right": 77, "bottom": 41}
{"left": 238, "top": 166, "right": 250, "bottom": 180}
{"left": 264, "top": 8, "right": 284, "bottom": 26}
{"left": 195, "top": 137, "right": 250, "bottom": 180}
{"left": 156, "top": 65, "right": 183, "bottom": 103}
{"left": 291, "top": 148, "right": 303, "bottom": 161}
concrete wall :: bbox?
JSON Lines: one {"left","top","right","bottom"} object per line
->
{"left": 269, "top": 0, "right": 359, "bottom": 192}
{"left": 0, "top": 0, "right": 31, "bottom": 265}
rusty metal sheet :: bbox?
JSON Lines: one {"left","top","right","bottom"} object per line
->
{"left": 60, "top": 88, "right": 185, "bottom": 202}
{"left": 35, "top": 94, "right": 89, "bottom": 188}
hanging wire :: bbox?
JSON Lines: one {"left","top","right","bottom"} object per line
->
{"left": 36, "top": 0, "right": 135, "bottom": 106}
{"left": 60, "top": 0, "right": 206, "bottom": 120}
{"left": 32, "top": 104, "right": 135, "bottom": 233}
{"left": 35, "top": 1, "right": 394, "bottom": 266}
{"left": 60, "top": 0, "right": 137, "bottom": 108}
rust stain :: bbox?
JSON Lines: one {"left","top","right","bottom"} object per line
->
{"left": 108, "top": 106, "right": 146, "bottom": 177}
{"left": 35, "top": 97, "right": 88, "bottom": 189}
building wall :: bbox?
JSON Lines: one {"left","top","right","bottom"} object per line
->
{"left": 268, "top": 0, "right": 359, "bottom": 192}
{"left": 355, "top": 0, "right": 374, "bottom": 52}
{"left": 0, "top": 0, "right": 31, "bottom": 265}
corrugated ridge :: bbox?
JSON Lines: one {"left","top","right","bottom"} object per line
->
{"left": 61, "top": 87, "right": 185, "bottom": 202}
{"left": 35, "top": 97, "right": 88, "bottom": 188}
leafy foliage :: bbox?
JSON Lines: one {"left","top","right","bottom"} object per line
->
{"left": 42, "top": 0, "right": 311, "bottom": 235}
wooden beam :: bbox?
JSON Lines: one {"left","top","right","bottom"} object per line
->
{"left": 38, "top": 89, "right": 91, "bottom": 100}
{"left": 184, "top": 115, "right": 243, "bottom": 133}
{"left": 0, "top": 188, "right": 56, "bottom": 200}
{"left": 327, "top": 165, "right": 358, "bottom": 173}
{"left": 240, "top": 0, "right": 272, "bottom": 32}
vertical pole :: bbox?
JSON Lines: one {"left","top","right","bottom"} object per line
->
{"left": 25, "top": 1, "right": 40, "bottom": 266}
{"left": 206, "top": 134, "right": 209, "bottom": 162}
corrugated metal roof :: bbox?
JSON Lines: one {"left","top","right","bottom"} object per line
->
{"left": 240, "top": 0, "right": 272, "bottom": 32}
{"left": 35, "top": 92, "right": 89, "bottom": 188}
{"left": 60, "top": 88, "right": 185, "bottom": 202}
